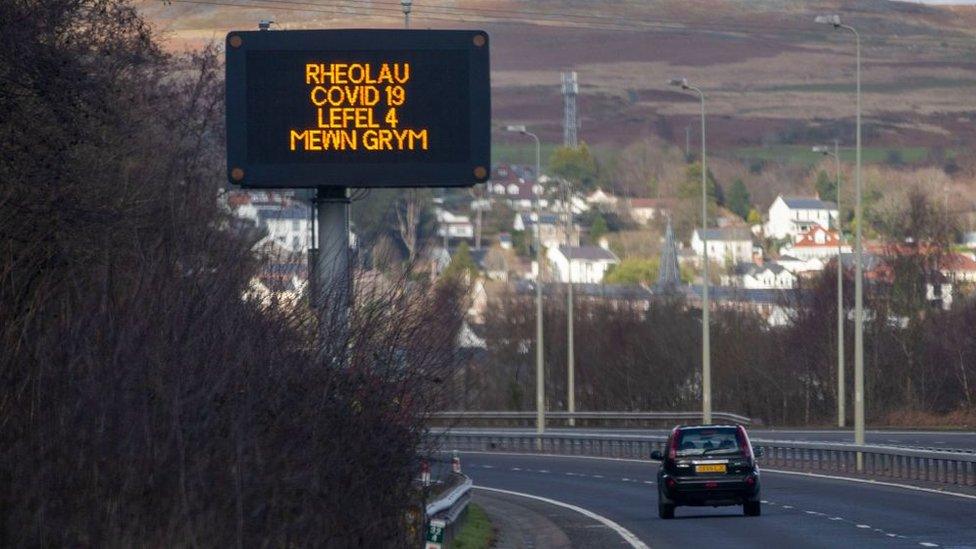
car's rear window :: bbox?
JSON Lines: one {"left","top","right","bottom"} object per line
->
{"left": 675, "top": 428, "right": 741, "bottom": 456}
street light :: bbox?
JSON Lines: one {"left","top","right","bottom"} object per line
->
{"left": 814, "top": 141, "right": 845, "bottom": 428}
{"left": 507, "top": 124, "right": 545, "bottom": 442}
{"left": 401, "top": 0, "right": 412, "bottom": 28}
{"left": 816, "top": 13, "right": 864, "bottom": 470}
{"left": 670, "top": 77, "right": 711, "bottom": 424}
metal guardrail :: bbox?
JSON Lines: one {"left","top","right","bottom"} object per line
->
{"left": 435, "top": 430, "right": 976, "bottom": 488}
{"left": 424, "top": 472, "right": 472, "bottom": 547}
{"left": 432, "top": 410, "right": 754, "bottom": 426}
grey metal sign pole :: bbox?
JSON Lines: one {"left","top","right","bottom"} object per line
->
{"left": 314, "top": 186, "right": 351, "bottom": 356}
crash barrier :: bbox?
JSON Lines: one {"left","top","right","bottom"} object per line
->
{"left": 435, "top": 430, "right": 976, "bottom": 488}
{"left": 423, "top": 458, "right": 471, "bottom": 549}
{"left": 431, "top": 410, "right": 753, "bottom": 428}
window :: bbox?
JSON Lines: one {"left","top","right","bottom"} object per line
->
{"left": 675, "top": 428, "right": 741, "bottom": 456}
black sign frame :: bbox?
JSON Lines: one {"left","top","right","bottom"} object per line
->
{"left": 225, "top": 29, "right": 490, "bottom": 188}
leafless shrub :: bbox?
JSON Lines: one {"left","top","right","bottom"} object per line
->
{"left": 1, "top": 1, "right": 465, "bottom": 545}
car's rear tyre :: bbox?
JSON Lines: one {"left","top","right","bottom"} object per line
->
{"left": 658, "top": 500, "right": 675, "bottom": 519}
{"left": 743, "top": 500, "right": 761, "bottom": 516}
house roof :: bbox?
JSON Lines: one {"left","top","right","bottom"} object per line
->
{"left": 696, "top": 227, "right": 754, "bottom": 242}
{"left": 793, "top": 226, "right": 843, "bottom": 247}
{"left": 557, "top": 245, "right": 618, "bottom": 262}
{"left": 257, "top": 205, "right": 308, "bottom": 221}
{"left": 781, "top": 196, "right": 837, "bottom": 210}
{"left": 735, "top": 262, "right": 790, "bottom": 277}
{"left": 942, "top": 253, "right": 976, "bottom": 272}
{"left": 519, "top": 213, "right": 559, "bottom": 226}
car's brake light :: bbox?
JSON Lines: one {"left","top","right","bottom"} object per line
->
{"left": 736, "top": 425, "right": 753, "bottom": 460}
{"left": 667, "top": 427, "right": 680, "bottom": 460}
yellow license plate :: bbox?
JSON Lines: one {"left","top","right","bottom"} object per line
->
{"left": 695, "top": 464, "right": 727, "bottom": 473}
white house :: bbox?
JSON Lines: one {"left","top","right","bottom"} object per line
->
{"left": 436, "top": 208, "right": 474, "bottom": 241}
{"left": 585, "top": 188, "right": 618, "bottom": 209}
{"left": 628, "top": 198, "right": 675, "bottom": 226}
{"left": 547, "top": 245, "right": 619, "bottom": 284}
{"left": 513, "top": 212, "right": 578, "bottom": 249}
{"left": 776, "top": 254, "right": 824, "bottom": 274}
{"left": 738, "top": 262, "right": 797, "bottom": 289}
{"left": 691, "top": 227, "right": 754, "bottom": 265}
{"left": 258, "top": 205, "right": 311, "bottom": 253}
{"left": 780, "top": 225, "right": 851, "bottom": 261}
{"left": 764, "top": 195, "right": 839, "bottom": 240}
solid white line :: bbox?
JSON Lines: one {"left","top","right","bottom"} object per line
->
{"left": 450, "top": 450, "right": 976, "bottom": 501}
{"left": 475, "top": 485, "right": 650, "bottom": 549}
{"left": 761, "top": 468, "right": 976, "bottom": 501}
{"left": 919, "top": 543, "right": 939, "bottom": 547}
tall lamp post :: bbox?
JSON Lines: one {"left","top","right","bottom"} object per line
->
{"left": 814, "top": 141, "right": 845, "bottom": 428}
{"left": 507, "top": 125, "right": 545, "bottom": 442}
{"left": 816, "top": 14, "right": 864, "bottom": 469}
{"left": 670, "top": 77, "right": 711, "bottom": 424}
{"left": 563, "top": 177, "right": 576, "bottom": 427}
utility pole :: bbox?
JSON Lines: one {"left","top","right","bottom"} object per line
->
{"left": 685, "top": 126, "right": 691, "bottom": 161}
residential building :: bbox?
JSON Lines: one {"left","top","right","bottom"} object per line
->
{"left": 436, "top": 208, "right": 474, "bottom": 241}
{"left": 776, "top": 254, "right": 825, "bottom": 275}
{"left": 764, "top": 195, "right": 839, "bottom": 240}
{"left": 513, "top": 212, "right": 578, "bottom": 249}
{"left": 585, "top": 188, "right": 618, "bottom": 209}
{"left": 780, "top": 225, "right": 851, "bottom": 261}
{"left": 726, "top": 262, "right": 798, "bottom": 289}
{"left": 258, "top": 204, "right": 311, "bottom": 253}
{"left": 547, "top": 245, "right": 619, "bottom": 284}
{"left": 487, "top": 164, "right": 548, "bottom": 211}
{"left": 628, "top": 197, "right": 676, "bottom": 226}
{"left": 691, "top": 227, "right": 754, "bottom": 265}
{"left": 941, "top": 252, "right": 976, "bottom": 283}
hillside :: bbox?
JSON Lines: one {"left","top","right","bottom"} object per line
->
{"left": 138, "top": 0, "right": 976, "bottom": 159}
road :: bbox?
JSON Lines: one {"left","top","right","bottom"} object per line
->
{"left": 445, "top": 428, "right": 976, "bottom": 451}
{"left": 461, "top": 451, "right": 976, "bottom": 548}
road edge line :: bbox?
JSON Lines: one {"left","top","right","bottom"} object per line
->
{"left": 473, "top": 485, "right": 650, "bottom": 549}
{"left": 452, "top": 450, "right": 976, "bottom": 501}
{"left": 761, "top": 468, "right": 976, "bottom": 501}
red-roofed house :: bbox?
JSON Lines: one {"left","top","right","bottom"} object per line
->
{"left": 780, "top": 225, "right": 851, "bottom": 261}
{"left": 941, "top": 253, "right": 976, "bottom": 283}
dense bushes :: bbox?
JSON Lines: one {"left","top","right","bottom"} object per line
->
{"left": 0, "top": 1, "right": 463, "bottom": 545}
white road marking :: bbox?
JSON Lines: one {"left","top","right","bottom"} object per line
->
{"left": 622, "top": 478, "right": 631, "bottom": 482}
{"left": 593, "top": 474, "right": 604, "bottom": 478}
{"left": 829, "top": 516, "right": 843, "bottom": 521}
{"left": 482, "top": 465, "right": 494, "bottom": 469}
{"left": 856, "top": 524, "right": 871, "bottom": 529}
{"left": 761, "top": 468, "right": 976, "bottom": 501}
{"left": 782, "top": 505, "right": 794, "bottom": 509}
{"left": 453, "top": 450, "right": 976, "bottom": 501}
{"left": 643, "top": 481, "right": 655, "bottom": 485}
{"left": 538, "top": 469, "right": 550, "bottom": 474}
{"left": 887, "top": 534, "right": 896, "bottom": 538}
{"left": 511, "top": 467, "right": 521, "bottom": 471}
{"left": 919, "top": 543, "right": 939, "bottom": 547}
{"left": 474, "top": 485, "right": 650, "bottom": 549}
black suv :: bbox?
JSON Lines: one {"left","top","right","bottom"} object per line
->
{"left": 651, "top": 424, "right": 763, "bottom": 519}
